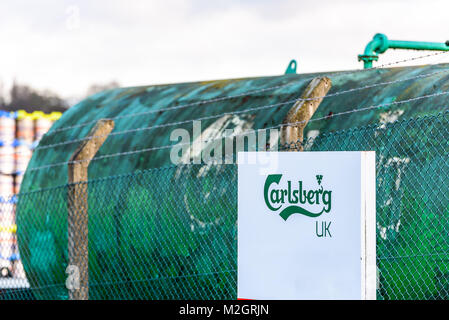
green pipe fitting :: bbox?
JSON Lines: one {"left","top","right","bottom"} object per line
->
{"left": 358, "top": 33, "right": 449, "bottom": 69}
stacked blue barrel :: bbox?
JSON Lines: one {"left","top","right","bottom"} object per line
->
{"left": 0, "top": 110, "right": 62, "bottom": 280}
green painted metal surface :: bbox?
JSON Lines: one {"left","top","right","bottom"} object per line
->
{"left": 14, "top": 63, "right": 449, "bottom": 299}
{"left": 359, "top": 33, "right": 449, "bottom": 68}
{"left": 20, "top": 63, "right": 449, "bottom": 190}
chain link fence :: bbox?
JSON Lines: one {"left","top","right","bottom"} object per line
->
{"left": 0, "top": 110, "right": 447, "bottom": 299}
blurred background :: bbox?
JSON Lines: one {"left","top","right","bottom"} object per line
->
{"left": 0, "top": 0, "right": 448, "bottom": 111}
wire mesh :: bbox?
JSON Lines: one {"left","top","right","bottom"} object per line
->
{"left": 0, "top": 110, "right": 447, "bottom": 300}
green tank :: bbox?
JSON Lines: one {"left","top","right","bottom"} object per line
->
{"left": 16, "top": 63, "right": 449, "bottom": 299}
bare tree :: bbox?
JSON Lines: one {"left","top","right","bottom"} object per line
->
{"left": 6, "top": 81, "right": 68, "bottom": 113}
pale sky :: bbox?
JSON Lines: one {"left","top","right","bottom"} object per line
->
{"left": 1, "top": 0, "right": 448, "bottom": 104}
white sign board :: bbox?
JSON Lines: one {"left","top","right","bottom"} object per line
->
{"left": 237, "top": 151, "right": 376, "bottom": 300}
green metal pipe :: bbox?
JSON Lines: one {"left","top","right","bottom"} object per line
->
{"left": 388, "top": 40, "right": 449, "bottom": 51}
{"left": 358, "top": 33, "right": 449, "bottom": 69}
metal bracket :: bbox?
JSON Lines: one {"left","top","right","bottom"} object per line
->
{"left": 285, "top": 59, "right": 297, "bottom": 74}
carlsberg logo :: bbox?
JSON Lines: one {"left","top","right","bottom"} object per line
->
{"left": 264, "top": 174, "right": 332, "bottom": 221}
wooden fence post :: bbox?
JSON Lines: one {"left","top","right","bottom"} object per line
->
{"left": 281, "top": 77, "right": 332, "bottom": 151}
{"left": 67, "top": 119, "right": 114, "bottom": 300}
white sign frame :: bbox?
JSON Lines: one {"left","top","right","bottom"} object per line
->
{"left": 237, "top": 151, "right": 376, "bottom": 300}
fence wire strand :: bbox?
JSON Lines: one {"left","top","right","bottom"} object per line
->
{"left": 28, "top": 68, "right": 449, "bottom": 154}
{"left": 26, "top": 90, "right": 449, "bottom": 172}
{"left": 45, "top": 51, "right": 449, "bottom": 136}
